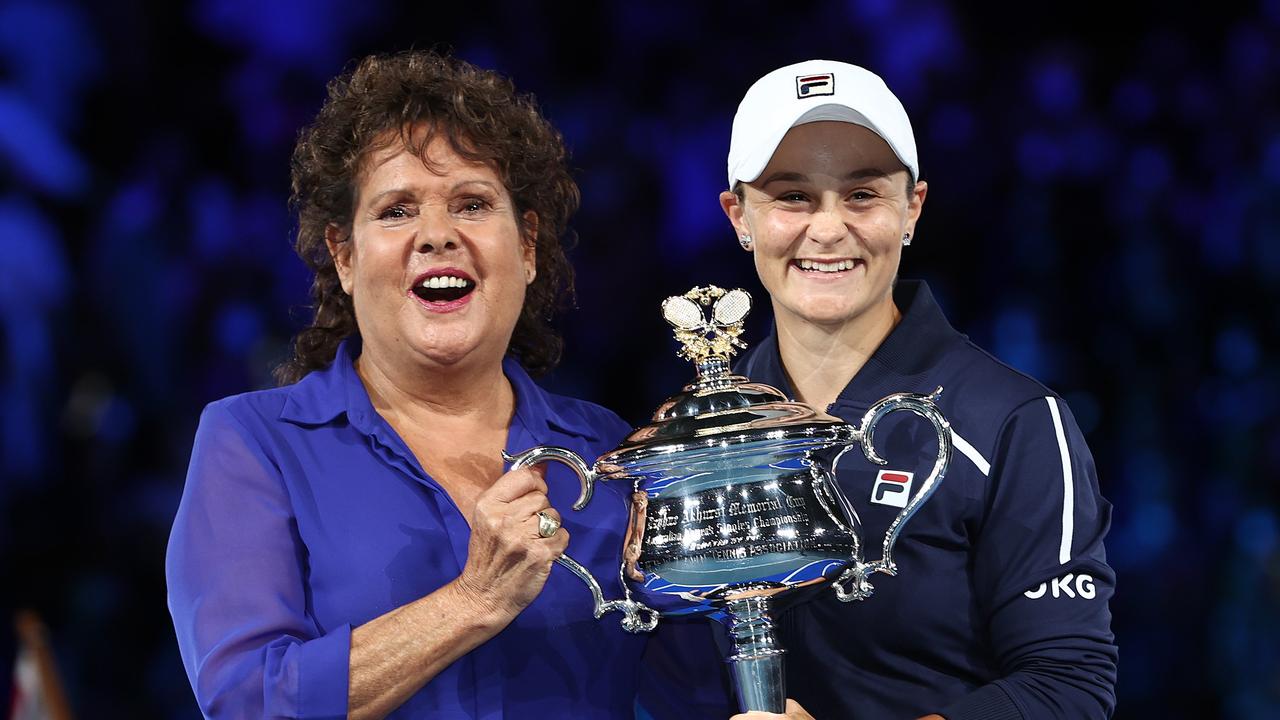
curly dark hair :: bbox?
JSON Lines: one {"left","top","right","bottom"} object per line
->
{"left": 275, "top": 50, "right": 579, "bottom": 385}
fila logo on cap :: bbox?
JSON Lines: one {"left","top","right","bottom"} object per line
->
{"left": 870, "top": 469, "right": 914, "bottom": 508}
{"left": 795, "top": 73, "right": 835, "bottom": 99}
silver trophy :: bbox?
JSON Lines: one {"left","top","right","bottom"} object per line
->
{"left": 506, "top": 286, "right": 952, "bottom": 713}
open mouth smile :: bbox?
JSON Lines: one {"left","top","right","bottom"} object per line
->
{"left": 409, "top": 269, "right": 476, "bottom": 309}
{"left": 792, "top": 258, "right": 863, "bottom": 274}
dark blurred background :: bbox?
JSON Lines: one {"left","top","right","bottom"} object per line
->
{"left": 1, "top": 0, "right": 1277, "bottom": 717}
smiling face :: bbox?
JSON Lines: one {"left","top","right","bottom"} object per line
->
{"left": 722, "top": 121, "right": 926, "bottom": 334}
{"left": 328, "top": 130, "right": 536, "bottom": 375}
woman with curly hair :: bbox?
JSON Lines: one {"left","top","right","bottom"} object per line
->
{"left": 166, "top": 51, "right": 645, "bottom": 719}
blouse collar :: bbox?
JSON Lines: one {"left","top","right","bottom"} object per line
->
{"left": 279, "top": 338, "right": 600, "bottom": 441}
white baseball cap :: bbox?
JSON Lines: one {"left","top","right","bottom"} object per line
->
{"left": 726, "top": 59, "right": 918, "bottom": 188}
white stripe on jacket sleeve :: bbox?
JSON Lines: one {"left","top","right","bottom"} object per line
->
{"left": 1046, "top": 396, "right": 1074, "bottom": 565}
{"left": 950, "top": 429, "right": 991, "bottom": 476}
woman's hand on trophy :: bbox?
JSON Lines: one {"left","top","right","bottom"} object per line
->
{"left": 454, "top": 466, "right": 569, "bottom": 622}
{"left": 731, "top": 699, "right": 815, "bottom": 720}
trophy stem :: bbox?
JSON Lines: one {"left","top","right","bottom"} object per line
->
{"left": 694, "top": 357, "right": 735, "bottom": 390}
{"left": 722, "top": 596, "right": 786, "bottom": 713}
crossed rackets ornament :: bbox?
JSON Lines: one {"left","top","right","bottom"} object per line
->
{"left": 659, "top": 285, "right": 753, "bottom": 365}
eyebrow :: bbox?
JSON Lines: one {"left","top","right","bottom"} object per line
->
{"left": 844, "top": 168, "right": 892, "bottom": 181}
{"left": 365, "top": 187, "right": 415, "bottom": 207}
{"left": 758, "top": 168, "right": 893, "bottom": 187}
{"left": 758, "top": 171, "right": 808, "bottom": 186}
{"left": 364, "top": 179, "right": 502, "bottom": 207}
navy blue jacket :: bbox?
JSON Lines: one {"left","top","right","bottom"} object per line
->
{"left": 642, "top": 280, "right": 1117, "bottom": 719}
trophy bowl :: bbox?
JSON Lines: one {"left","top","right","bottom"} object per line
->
{"left": 504, "top": 286, "right": 953, "bottom": 713}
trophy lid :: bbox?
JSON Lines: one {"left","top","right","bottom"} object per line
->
{"left": 603, "top": 286, "right": 848, "bottom": 464}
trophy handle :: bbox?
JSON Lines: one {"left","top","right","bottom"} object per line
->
{"left": 503, "top": 446, "right": 660, "bottom": 633}
{"left": 834, "top": 386, "right": 953, "bottom": 602}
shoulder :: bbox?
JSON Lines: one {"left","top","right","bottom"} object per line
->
{"left": 198, "top": 385, "right": 294, "bottom": 432}
{"left": 179, "top": 389, "right": 306, "bottom": 513}
{"left": 895, "top": 280, "right": 1063, "bottom": 417}
{"left": 539, "top": 388, "right": 633, "bottom": 446}
{"left": 187, "top": 386, "right": 311, "bottom": 464}
{"left": 927, "top": 335, "right": 1089, "bottom": 476}
{"left": 506, "top": 356, "right": 632, "bottom": 446}
{"left": 936, "top": 336, "right": 1062, "bottom": 414}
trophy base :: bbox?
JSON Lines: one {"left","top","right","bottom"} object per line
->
{"left": 721, "top": 595, "right": 786, "bottom": 713}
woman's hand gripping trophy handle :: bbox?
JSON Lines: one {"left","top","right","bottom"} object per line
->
{"left": 348, "top": 464, "right": 574, "bottom": 720}
{"left": 504, "top": 446, "right": 660, "bottom": 633}
{"left": 452, "top": 464, "right": 571, "bottom": 619}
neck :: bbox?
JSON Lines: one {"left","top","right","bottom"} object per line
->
{"left": 773, "top": 295, "right": 901, "bottom": 411}
{"left": 355, "top": 345, "right": 514, "bottom": 431}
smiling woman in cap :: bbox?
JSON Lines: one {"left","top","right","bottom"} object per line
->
{"left": 693, "top": 60, "right": 1117, "bottom": 719}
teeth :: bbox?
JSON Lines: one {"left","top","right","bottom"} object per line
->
{"left": 797, "top": 259, "right": 856, "bottom": 273}
{"left": 419, "top": 275, "right": 472, "bottom": 289}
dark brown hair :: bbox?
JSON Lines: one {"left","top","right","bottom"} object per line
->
{"left": 276, "top": 50, "right": 579, "bottom": 385}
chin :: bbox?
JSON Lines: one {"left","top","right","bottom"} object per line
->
{"left": 783, "top": 295, "right": 862, "bottom": 324}
{"left": 404, "top": 327, "right": 482, "bottom": 366}
{"left": 800, "top": 309, "right": 863, "bottom": 327}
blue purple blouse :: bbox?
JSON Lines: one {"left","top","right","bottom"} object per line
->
{"left": 166, "top": 340, "right": 647, "bottom": 718}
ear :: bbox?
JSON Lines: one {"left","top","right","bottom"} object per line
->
{"left": 904, "top": 180, "right": 928, "bottom": 238}
{"left": 520, "top": 210, "right": 538, "bottom": 284}
{"left": 720, "top": 190, "right": 751, "bottom": 251}
{"left": 325, "top": 223, "right": 355, "bottom": 295}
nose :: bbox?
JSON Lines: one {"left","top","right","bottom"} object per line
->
{"left": 808, "top": 203, "right": 847, "bottom": 246}
{"left": 416, "top": 207, "right": 460, "bottom": 253}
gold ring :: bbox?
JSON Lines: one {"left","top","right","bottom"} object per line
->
{"left": 536, "top": 510, "right": 560, "bottom": 538}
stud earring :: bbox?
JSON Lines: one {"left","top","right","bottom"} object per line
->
{"left": 902, "top": 232, "right": 912, "bottom": 246}
{"left": 739, "top": 234, "right": 753, "bottom": 250}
